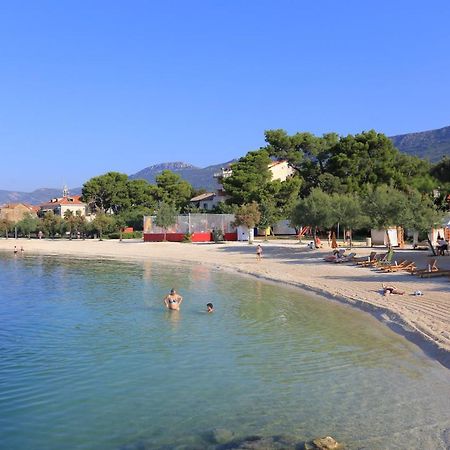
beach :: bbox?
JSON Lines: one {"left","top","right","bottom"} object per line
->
{"left": 2, "top": 238, "right": 450, "bottom": 365}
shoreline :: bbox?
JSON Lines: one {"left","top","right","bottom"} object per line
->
{"left": 2, "top": 238, "right": 450, "bottom": 368}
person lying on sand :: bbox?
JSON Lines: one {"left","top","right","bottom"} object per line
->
{"left": 382, "top": 283, "right": 405, "bottom": 296}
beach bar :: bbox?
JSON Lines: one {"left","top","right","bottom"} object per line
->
{"left": 143, "top": 213, "right": 237, "bottom": 242}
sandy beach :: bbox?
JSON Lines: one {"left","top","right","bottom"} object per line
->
{"left": 2, "top": 238, "right": 450, "bottom": 366}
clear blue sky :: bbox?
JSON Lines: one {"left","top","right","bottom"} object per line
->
{"left": 1, "top": 0, "right": 449, "bottom": 191}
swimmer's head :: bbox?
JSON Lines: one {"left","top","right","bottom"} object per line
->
{"left": 170, "top": 288, "right": 176, "bottom": 294}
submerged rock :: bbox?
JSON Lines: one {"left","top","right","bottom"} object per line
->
{"left": 311, "top": 436, "right": 343, "bottom": 450}
{"left": 210, "top": 427, "right": 235, "bottom": 444}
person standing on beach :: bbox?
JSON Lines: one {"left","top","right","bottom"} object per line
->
{"left": 164, "top": 288, "right": 183, "bottom": 311}
{"left": 256, "top": 244, "right": 263, "bottom": 261}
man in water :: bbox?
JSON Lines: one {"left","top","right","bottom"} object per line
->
{"left": 206, "top": 303, "right": 214, "bottom": 313}
{"left": 164, "top": 288, "right": 183, "bottom": 311}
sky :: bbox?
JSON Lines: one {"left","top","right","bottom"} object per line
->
{"left": 1, "top": 1, "right": 450, "bottom": 192}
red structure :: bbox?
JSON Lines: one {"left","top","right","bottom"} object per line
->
{"left": 143, "top": 231, "right": 237, "bottom": 242}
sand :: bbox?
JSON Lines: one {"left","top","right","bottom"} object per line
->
{"left": 2, "top": 238, "right": 450, "bottom": 364}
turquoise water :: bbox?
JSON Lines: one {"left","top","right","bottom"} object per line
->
{"left": 1, "top": 253, "right": 450, "bottom": 450}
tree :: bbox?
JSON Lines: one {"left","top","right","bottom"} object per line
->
{"left": 363, "top": 185, "right": 409, "bottom": 248}
{"left": 232, "top": 202, "right": 261, "bottom": 242}
{"left": 118, "top": 206, "right": 154, "bottom": 231}
{"left": 155, "top": 170, "right": 193, "bottom": 210}
{"left": 290, "top": 188, "right": 334, "bottom": 246}
{"left": 0, "top": 218, "right": 13, "bottom": 238}
{"left": 127, "top": 179, "right": 159, "bottom": 209}
{"left": 16, "top": 213, "right": 39, "bottom": 238}
{"left": 63, "top": 210, "right": 77, "bottom": 239}
{"left": 154, "top": 202, "right": 178, "bottom": 241}
{"left": 42, "top": 211, "right": 63, "bottom": 238}
{"left": 222, "top": 150, "right": 272, "bottom": 205}
{"left": 92, "top": 213, "right": 116, "bottom": 240}
{"left": 81, "top": 172, "right": 130, "bottom": 214}
{"left": 399, "top": 190, "right": 444, "bottom": 255}
{"left": 74, "top": 211, "right": 87, "bottom": 238}
{"left": 330, "top": 193, "right": 367, "bottom": 247}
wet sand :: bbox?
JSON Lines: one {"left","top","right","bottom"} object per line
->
{"left": 2, "top": 238, "right": 450, "bottom": 366}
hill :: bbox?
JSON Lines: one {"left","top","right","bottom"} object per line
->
{"left": 129, "top": 160, "right": 235, "bottom": 191}
{"left": 390, "top": 125, "right": 450, "bottom": 162}
{"left": 0, "top": 188, "right": 81, "bottom": 207}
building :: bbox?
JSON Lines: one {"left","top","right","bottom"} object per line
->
{"left": 39, "top": 188, "right": 87, "bottom": 218}
{"left": 189, "top": 192, "right": 220, "bottom": 211}
{"left": 0, "top": 203, "right": 38, "bottom": 223}
{"left": 267, "top": 160, "right": 295, "bottom": 182}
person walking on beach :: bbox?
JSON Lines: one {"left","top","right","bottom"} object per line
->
{"left": 256, "top": 244, "right": 263, "bottom": 261}
{"left": 164, "top": 288, "right": 183, "bottom": 311}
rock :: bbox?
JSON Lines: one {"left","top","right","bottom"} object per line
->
{"left": 210, "top": 427, "right": 235, "bottom": 444}
{"left": 311, "top": 436, "right": 343, "bottom": 450}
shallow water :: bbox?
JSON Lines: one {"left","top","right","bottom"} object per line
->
{"left": 0, "top": 253, "right": 449, "bottom": 450}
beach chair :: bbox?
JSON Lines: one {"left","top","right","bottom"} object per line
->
{"left": 351, "top": 251, "right": 377, "bottom": 264}
{"left": 418, "top": 269, "right": 450, "bottom": 278}
{"left": 357, "top": 252, "right": 386, "bottom": 267}
{"left": 334, "top": 252, "right": 357, "bottom": 263}
{"left": 372, "top": 250, "right": 395, "bottom": 268}
{"left": 410, "top": 259, "right": 438, "bottom": 276}
{"left": 377, "top": 259, "right": 410, "bottom": 272}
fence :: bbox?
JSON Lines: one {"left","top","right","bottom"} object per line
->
{"left": 143, "top": 214, "right": 237, "bottom": 242}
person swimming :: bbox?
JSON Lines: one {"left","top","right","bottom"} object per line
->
{"left": 164, "top": 288, "right": 183, "bottom": 311}
{"left": 206, "top": 303, "right": 214, "bottom": 313}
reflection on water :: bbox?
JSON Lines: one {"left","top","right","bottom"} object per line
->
{"left": 0, "top": 253, "right": 449, "bottom": 450}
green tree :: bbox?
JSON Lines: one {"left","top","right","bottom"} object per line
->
{"left": 0, "top": 218, "right": 13, "bottom": 238}
{"left": 42, "top": 211, "right": 63, "bottom": 238}
{"left": 127, "top": 179, "right": 159, "bottom": 209}
{"left": 362, "top": 185, "right": 409, "bottom": 248}
{"left": 222, "top": 150, "right": 273, "bottom": 205}
{"left": 16, "top": 213, "right": 39, "bottom": 238}
{"left": 290, "top": 188, "right": 334, "bottom": 246}
{"left": 63, "top": 210, "right": 77, "bottom": 239}
{"left": 92, "top": 213, "right": 116, "bottom": 240}
{"left": 399, "top": 190, "right": 444, "bottom": 255}
{"left": 81, "top": 172, "right": 130, "bottom": 214}
{"left": 155, "top": 170, "right": 193, "bottom": 210}
{"left": 118, "top": 206, "right": 154, "bottom": 231}
{"left": 232, "top": 202, "right": 261, "bottom": 242}
{"left": 154, "top": 202, "right": 178, "bottom": 241}
{"left": 74, "top": 211, "right": 87, "bottom": 238}
{"left": 330, "top": 193, "right": 367, "bottom": 247}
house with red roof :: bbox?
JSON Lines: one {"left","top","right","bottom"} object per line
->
{"left": 39, "top": 192, "right": 87, "bottom": 218}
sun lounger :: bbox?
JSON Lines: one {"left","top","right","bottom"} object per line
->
{"left": 372, "top": 250, "right": 395, "bottom": 268}
{"left": 351, "top": 251, "right": 377, "bottom": 264}
{"left": 410, "top": 259, "right": 438, "bottom": 276}
{"left": 334, "top": 252, "right": 357, "bottom": 263}
{"left": 418, "top": 269, "right": 450, "bottom": 278}
{"left": 357, "top": 252, "right": 386, "bottom": 267}
{"left": 377, "top": 260, "right": 411, "bottom": 272}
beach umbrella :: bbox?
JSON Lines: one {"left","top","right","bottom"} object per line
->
{"left": 331, "top": 231, "right": 337, "bottom": 249}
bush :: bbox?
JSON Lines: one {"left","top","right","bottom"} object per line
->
{"left": 107, "top": 231, "right": 143, "bottom": 239}
{"left": 181, "top": 233, "right": 192, "bottom": 243}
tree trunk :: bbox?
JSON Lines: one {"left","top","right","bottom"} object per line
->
{"left": 385, "top": 229, "right": 392, "bottom": 249}
{"left": 427, "top": 236, "right": 437, "bottom": 256}
{"left": 313, "top": 227, "right": 317, "bottom": 248}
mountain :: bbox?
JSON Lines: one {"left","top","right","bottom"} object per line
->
{"left": 129, "top": 160, "right": 236, "bottom": 191}
{"left": 390, "top": 125, "right": 450, "bottom": 162}
{"left": 0, "top": 187, "right": 81, "bottom": 206}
